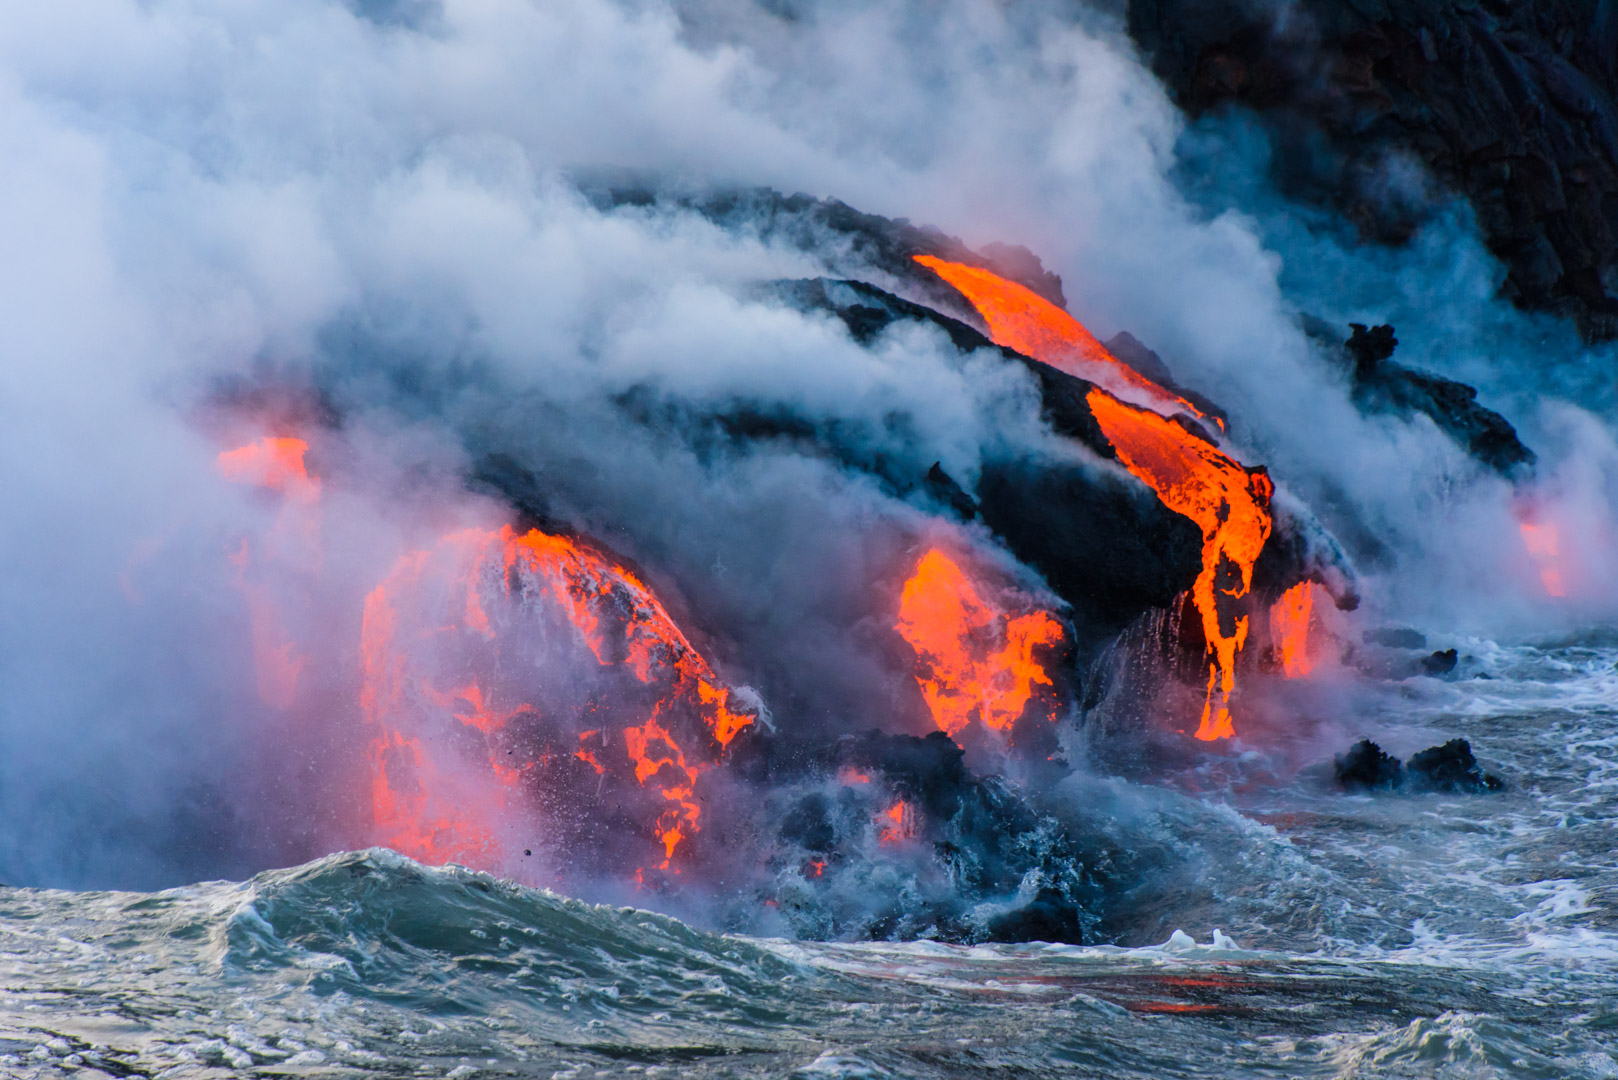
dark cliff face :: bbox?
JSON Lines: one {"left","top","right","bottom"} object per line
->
{"left": 1130, "top": 0, "right": 1618, "bottom": 339}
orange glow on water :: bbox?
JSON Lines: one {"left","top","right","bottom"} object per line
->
{"left": 894, "top": 549, "right": 1064, "bottom": 737}
{"left": 1085, "top": 391, "right": 1272, "bottom": 739}
{"left": 1269, "top": 581, "right": 1319, "bottom": 678}
{"left": 913, "top": 255, "right": 1209, "bottom": 422}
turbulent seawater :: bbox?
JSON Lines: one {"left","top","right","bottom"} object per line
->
{"left": 3, "top": 641, "right": 1615, "bottom": 1079}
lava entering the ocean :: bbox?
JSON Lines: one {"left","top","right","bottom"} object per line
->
{"left": 915, "top": 256, "right": 1274, "bottom": 740}
{"left": 895, "top": 548, "right": 1064, "bottom": 738}
{"left": 1269, "top": 581, "right": 1321, "bottom": 678}
{"left": 1517, "top": 513, "right": 1568, "bottom": 598}
{"left": 1084, "top": 392, "right": 1273, "bottom": 740}
{"left": 359, "top": 523, "right": 755, "bottom": 877}
{"left": 218, "top": 436, "right": 322, "bottom": 708}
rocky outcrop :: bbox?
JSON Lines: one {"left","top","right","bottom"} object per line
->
{"left": 1336, "top": 321, "right": 1536, "bottom": 475}
{"left": 588, "top": 181, "right": 1067, "bottom": 323}
{"left": 1130, "top": 0, "right": 1618, "bottom": 338}
{"left": 1334, "top": 736, "right": 1504, "bottom": 792}
{"left": 728, "top": 728, "right": 1113, "bottom": 943}
{"left": 763, "top": 276, "right": 1209, "bottom": 654}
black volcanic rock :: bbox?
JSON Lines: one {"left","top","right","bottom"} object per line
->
{"left": 1407, "top": 738, "right": 1506, "bottom": 793}
{"left": 1129, "top": 0, "right": 1618, "bottom": 339}
{"left": 1333, "top": 737, "right": 1504, "bottom": 794}
{"left": 769, "top": 277, "right": 1208, "bottom": 653}
{"left": 1335, "top": 739, "right": 1405, "bottom": 791}
{"left": 1103, "top": 331, "right": 1228, "bottom": 428}
{"left": 1364, "top": 627, "right": 1427, "bottom": 649}
{"left": 765, "top": 275, "right": 1360, "bottom": 655}
{"left": 1339, "top": 323, "right": 1535, "bottom": 476}
{"left": 728, "top": 727, "right": 1114, "bottom": 944}
{"left": 1420, "top": 647, "right": 1460, "bottom": 676}
{"left": 588, "top": 181, "right": 1066, "bottom": 326}
{"left": 924, "top": 461, "right": 978, "bottom": 521}
{"left": 975, "top": 458, "right": 1203, "bottom": 650}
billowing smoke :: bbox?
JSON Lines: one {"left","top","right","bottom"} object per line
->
{"left": 0, "top": 0, "right": 1611, "bottom": 930}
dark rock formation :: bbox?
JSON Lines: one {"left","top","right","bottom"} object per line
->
{"left": 1335, "top": 738, "right": 1405, "bottom": 791}
{"left": 1420, "top": 647, "right": 1460, "bottom": 675}
{"left": 1129, "top": 0, "right": 1618, "bottom": 338}
{"left": 729, "top": 728, "right": 1113, "bottom": 944}
{"left": 1406, "top": 738, "right": 1506, "bottom": 792}
{"left": 1333, "top": 737, "right": 1503, "bottom": 793}
{"left": 1337, "top": 322, "right": 1535, "bottom": 475}
{"left": 1103, "top": 331, "right": 1228, "bottom": 427}
{"left": 767, "top": 277, "right": 1212, "bottom": 654}
{"left": 587, "top": 181, "right": 1066, "bottom": 327}
{"left": 924, "top": 461, "right": 979, "bottom": 521}
{"left": 1364, "top": 627, "right": 1428, "bottom": 648}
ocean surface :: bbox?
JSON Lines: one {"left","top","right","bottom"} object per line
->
{"left": 2, "top": 639, "right": 1615, "bottom": 1079}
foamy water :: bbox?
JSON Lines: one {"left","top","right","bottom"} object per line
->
{"left": 2, "top": 641, "right": 1614, "bottom": 1078}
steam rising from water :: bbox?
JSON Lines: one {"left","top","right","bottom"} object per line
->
{"left": 0, "top": 0, "right": 1613, "bottom": 896}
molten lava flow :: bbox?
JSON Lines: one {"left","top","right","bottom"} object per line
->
{"left": 217, "top": 437, "right": 321, "bottom": 503}
{"left": 916, "top": 257, "right": 1276, "bottom": 739}
{"left": 359, "top": 523, "right": 755, "bottom": 874}
{"left": 895, "top": 549, "right": 1064, "bottom": 737}
{"left": 878, "top": 800, "right": 916, "bottom": 845}
{"left": 1085, "top": 391, "right": 1272, "bottom": 739}
{"left": 218, "top": 436, "right": 323, "bottom": 708}
{"left": 1269, "top": 581, "right": 1319, "bottom": 678}
{"left": 913, "top": 255, "right": 1211, "bottom": 423}
{"left": 1519, "top": 520, "right": 1567, "bottom": 598}
{"left": 623, "top": 716, "right": 702, "bottom": 867}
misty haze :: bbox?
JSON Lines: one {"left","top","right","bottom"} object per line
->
{"left": 0, "top": 1, "right": 1614, "bottom": 1077}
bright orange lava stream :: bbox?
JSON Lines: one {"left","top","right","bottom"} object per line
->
{"left": 1085, "top": 391, "right": 1272, "bottom": 739}
{"left": 360, "top": 524, "right": 754, "bottom": 871}
{"left": 895, "top": 549, "right": 1063, "bottom": 737}
{"left": 915, "top": 256, "right": 1274, "bottom": 740}
{"left": 1269, "top": 581, "right": 1319, "bottom": 678}
{"left": 913, "top": 255, "right": 1210, "bottom": 422}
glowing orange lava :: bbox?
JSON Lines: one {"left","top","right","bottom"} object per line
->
{"left": 1086, "top": 391, "right": 1272, "bottom": 739}
{"left": 878, "top": 800, "right": 916, "bottom": 845}
{"left": 916, "top": 255, "right": 1275, "bottom": 741}
{"left": 1519, "top": 520, "right": 1567, "bottom": 598}
{"left": 218, "top": 436, "right": 322, "bottom": 708}
{"left": 359, "top": 524, "right": 755, "bottom": 873}
{"left": 894, "top": 549, "right": 1064, "bottom": 737}
{"left": 217, "top": 437, "right": 321, "bottom": 503}
{"left": 1269, "top": 581, "right": 1319, "bottom": 678}
{"left": 913, "top": 255, "right": 1209, "bottom": 422}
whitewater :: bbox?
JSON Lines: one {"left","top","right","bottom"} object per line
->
{"left": 3, "top": 638, "right": 1612, "bottom": 1079}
